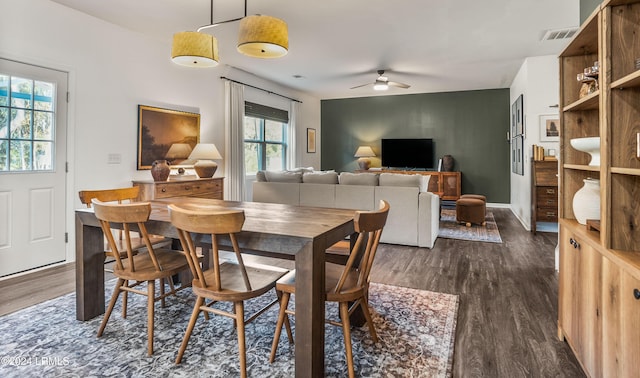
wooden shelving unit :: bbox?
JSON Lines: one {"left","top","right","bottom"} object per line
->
{"left": 558, "top": 1, "right": 640, "bottom": 377}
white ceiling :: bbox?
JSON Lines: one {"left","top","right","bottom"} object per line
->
{"left": 50, "top": 0, "right": 580, "bottom": 99}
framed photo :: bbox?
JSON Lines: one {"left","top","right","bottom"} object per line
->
{"left": 539, "top": 114, "right": 560, "bottom": 142}
{"left": 307, "top": 128, "right": 316, "bottom": 153}
{"left": 511, "top": 135, "right": 524, "bottom": 175}
{"left": 511, "top": 101, "right": 517, "bottom": 137}
{"left": 515, "top": 94, "right": 524, "bottom": 136}
{"left": 137, "top": 105, "right": 200, "bottom": 170}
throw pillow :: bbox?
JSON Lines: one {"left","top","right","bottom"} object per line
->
{"left": 379, "top": 173, "right": 431, "bottom": 192}
{"left": 302, "top": 171, "right": 339, "bottom": 184}
{"left": 256, "top": 171, "right": 267, "bottom": 182}
{"left": 265, "top": 171, "right": 303, "bottom": 183}
{"left": 338, "top": 172, "right": 379, "bottom": 186}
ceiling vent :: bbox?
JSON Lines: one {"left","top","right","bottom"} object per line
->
{"left": 542, "top": 27, "right": 579, "bottom": 41}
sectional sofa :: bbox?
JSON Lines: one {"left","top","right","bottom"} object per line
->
{"left": 252, "top": 170, "right": 440, "bottom": 248}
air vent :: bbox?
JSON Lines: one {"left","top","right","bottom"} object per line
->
{"left": 542, "top": 27, "right": 579, "bottom": 41}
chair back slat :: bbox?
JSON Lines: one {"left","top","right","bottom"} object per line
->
{"left": 168, "top": 204, "right": 247, "bottom": 291}
{"left": 79, "top": 187, "right": 140, "bottom": 207}
{"left": 333, "top": 200, "right": 389, "bottom": 294}
{"left": 92, "top": 199, "right": 162, "bottom": 273}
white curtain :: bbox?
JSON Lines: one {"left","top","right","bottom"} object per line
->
{"left": 287, "top": 101, "right": 299, "bottom": 169}
{"left": 224, "top": 81, "right": 245, "bottom": 201}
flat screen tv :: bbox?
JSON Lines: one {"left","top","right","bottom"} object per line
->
{"left": 381, "top": 138, "right": 434, "bottom": 170}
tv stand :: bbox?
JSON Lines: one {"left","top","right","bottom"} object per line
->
{"left": 357, "top": 169, "right": 461, "bottom": 200}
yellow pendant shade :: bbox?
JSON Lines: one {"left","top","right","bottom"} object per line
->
{"left": 171, "top": 31, "right": 219, "bottom": 67}
{"left": 237, "top": 15, "right": 288, "bottom": 58}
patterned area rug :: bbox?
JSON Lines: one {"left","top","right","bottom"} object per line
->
{"left": 0, "top": 282, "right": 458, "bottom": 377}
{"left": 438, "top": 209, "right": 503, "bottom": 243}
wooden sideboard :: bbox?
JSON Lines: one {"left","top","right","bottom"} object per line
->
{"left": 132, "top": 177, "right": 224, "bottom": 201}
{"left": 357, "top": 169, "right": 461, "bottom": 200}
{"left": 531, "top": 160, "right": 558, "bottom": 234}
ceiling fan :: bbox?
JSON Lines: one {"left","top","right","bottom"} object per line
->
{"left": 350, "top": 70, "right": 411, "bottom": 91}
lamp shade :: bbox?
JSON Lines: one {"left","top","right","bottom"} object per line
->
{"left": 171, "top": 31, "right": 219, "bottom": 67}
{"left": 189, "top": 143, "right": 222, "bottom": 160}
{"left": 237, "top": 15, "right": 288, "bottom": 58}
{"left": 165, "top": 143, "right": 193, "bottom": 162}
{"left": 354, "top": 146, "right": 376, "bottom": 158}
{"left": 189, "top": 143, "right": 222, "bottom": 178}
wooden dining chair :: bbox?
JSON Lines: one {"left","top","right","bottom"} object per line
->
{"left": 168, "top": 204, "right": 292, "bottom": 378}
{"left": 78, "top": 187, "right": 169, "bottom": 259}
{"left": 79, "top": 187, "right": 174, "bottom": 313}
{"left": 92, "top": 199, "right": 191, "bottom": 356}
{"left": 269, "top": 200, "right": 390, "bottom": 378}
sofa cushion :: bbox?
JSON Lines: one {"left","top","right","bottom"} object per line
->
{"left": 338, "top": 172, "right": 379, "bottom": 186}
{"left": 288, "top": 166, "right": 315, "bottom": 173}
{"left": 379, "top": 172, "right": 430, "bottom": 192}
{"left": 302, "top": 171, "right": 339, "bottom": 184}
{"left": 265, "top": 170, "right": 303, "bottom": 183}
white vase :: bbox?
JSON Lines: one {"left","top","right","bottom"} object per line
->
{"left": 572, "top": 178, "right": 600, "bottom": 225}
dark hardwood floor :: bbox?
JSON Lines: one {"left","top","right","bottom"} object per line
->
{"left": 370, "top": 208, "right": 584, "bottom": 377}
{"left": 0, "top": 208, "right": 584, "bottom": 377}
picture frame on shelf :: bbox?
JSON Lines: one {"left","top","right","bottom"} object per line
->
{"left": 137, "top": 105, "right": 200, "bottom": 170}
{"left": 307, "top": 128, "right": 316, "bottom": 153}
{"left": 539, "top": 114, "right": 560, "bottom": 142}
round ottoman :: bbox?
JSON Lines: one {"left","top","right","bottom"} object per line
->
{"left": 456, "top": 197, "right": 486, "bottom": 227}
{"left": 460, "top": 194, "right": 487, "bottom": 203}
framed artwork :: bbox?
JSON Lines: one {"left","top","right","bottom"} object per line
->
{"left": 511, "top": 135, "right": 524, "bottom": 175}
{"left": 539, "top": 114, "right": 560, "bottom": 142}
{"left": 307, "top": 128, "right": 316, "bottom": 153}
{"left": 515, "top": 94, "right": 524, "bottom": 136}
{"left": 137, "top": 105, "right": 200, "bottom": 170}
{"left": 511, "top": 101, "right": 517, "bottom": 137}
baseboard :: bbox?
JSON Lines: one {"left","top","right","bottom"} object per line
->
{"left": 486, "top": 202, "right": 510, "bottom": 209}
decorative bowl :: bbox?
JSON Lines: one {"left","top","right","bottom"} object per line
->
{"left": 570, "top": 137, "right": 600, "bottom": 166}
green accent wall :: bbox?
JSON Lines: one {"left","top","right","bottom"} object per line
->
{"left": 320, "top": 89, "right": 511, "bottom": 203}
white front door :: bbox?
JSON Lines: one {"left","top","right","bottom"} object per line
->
{"left": 0, "top": 58, "right": 68, "bottom": 277}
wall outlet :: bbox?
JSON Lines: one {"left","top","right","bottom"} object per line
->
{"left": 107, "top": 153, "right": 122, "bottom": 164}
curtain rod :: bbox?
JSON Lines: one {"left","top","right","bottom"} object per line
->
{"left": 220, "top": 76, "right": 303, "bottom": 103}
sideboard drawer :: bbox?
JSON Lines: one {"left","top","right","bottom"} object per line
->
{"left": 154, "top": 180, "right": 221, "bottom": 198}
{"left": 133, "top": 177, "right": 224, "bottom": 201}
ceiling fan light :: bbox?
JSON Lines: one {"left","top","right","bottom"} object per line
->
{"left": 237, "top": 15, "right": 288, "bottom": 58}
{"left": 373, "top": 82, "right": 389, "bottom": 91}
{"left": 171, "top": 31, "right": 219, "bottom": 67}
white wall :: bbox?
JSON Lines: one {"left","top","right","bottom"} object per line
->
{"left": 510, "top": 55, "right": 560, "bottom": 230}
{"left": 0, "top": 0, "right": 321, "bottom": 263}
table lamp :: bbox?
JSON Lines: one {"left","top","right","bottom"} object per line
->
{"left": 189, "top": 143, "right": 222, "bottom": 178}
{"left": 354, "top": 146, "right": 375, "bottom": 170}
{"left": 165, "top": 143, "right": 193, "bottom": 166}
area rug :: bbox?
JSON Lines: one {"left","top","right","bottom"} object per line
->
{"left": 438, "top": 209, "right": 503, "bottom": 243}
{"left": 0, "top": 282, "right": 458, "bottom": 377}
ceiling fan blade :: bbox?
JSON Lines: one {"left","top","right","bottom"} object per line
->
{"left": 350, "top": 83, "right": 372, "bottom": 89}
{"left": 388, "top": 81, "right": 411, "bottom": 89}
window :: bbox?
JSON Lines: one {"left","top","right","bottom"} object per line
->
{"left": 0, "top": 74, "right": 56, "bottom": 171}
{"left": 243, "top": 102, "right": 288, "bottom": 175}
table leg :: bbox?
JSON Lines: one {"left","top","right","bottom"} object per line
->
{"left": 75, "top": 215, "right": 105, "bottom": 320}
{"left": 294, "top": 239, "right": 326, "bottom": 378}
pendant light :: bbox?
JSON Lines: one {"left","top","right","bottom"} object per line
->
{"left": 171, "top": 31, "right": 219, "bottom": 67}
{"left": 172, "top": 0, "right": 288, "bottom": 66}
{"left": 237, "top": 14, "right": 288, "bottom": 58}
{"left": 171, "top": 0, "right": 219, "bottom": 67}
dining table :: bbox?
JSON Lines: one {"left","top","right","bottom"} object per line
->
{"left": 75, "top": 197, "right": 357, "bottom": 377}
